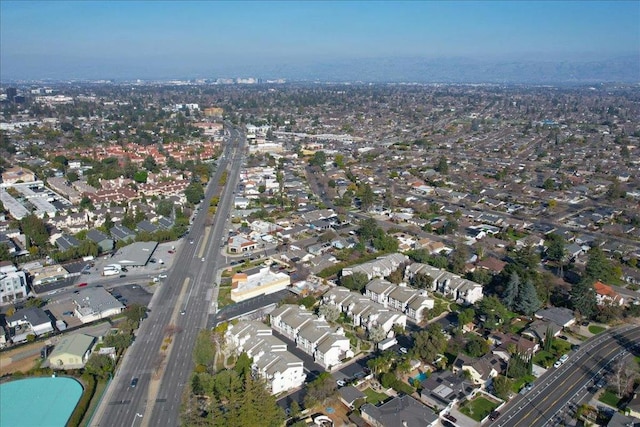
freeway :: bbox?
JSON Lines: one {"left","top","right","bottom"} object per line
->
{"left": 92, "top": 125, "right": 246, "bottom": 427}
{"left": 492, "top": 325, "right": 640, "bottom": 427}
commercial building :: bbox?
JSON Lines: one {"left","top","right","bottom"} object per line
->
{"left": 111, "top": 241, "right": 158, "bottom": 267}
{"left": 230, "top": 267, "right": 290, "bottom": 302}
{"left": 47, "top": 333, "right": 96, "bottom": 370}
{"left": 72, "top": 287, "right": 125, "bottom": 323}
{"left": 0, "top": 264, "right": 28, "bottom": 304}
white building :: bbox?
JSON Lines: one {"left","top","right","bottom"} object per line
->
{"left": 73, "top": 288, "right": 125, "bottom": 323}
{"left": 230, "top": 267, "right": 290, "bottom": 302}
{"left": 226, "top": 321, "right": 306, "bottom": 394}
{"left": 270, "top": 304, "right": 352, "bottom": 370}
{"left": 405, "top": 263, "right": 484, "bottom": 305}
{"left": 0, "top": 264, "right": 28, "bottom": 304}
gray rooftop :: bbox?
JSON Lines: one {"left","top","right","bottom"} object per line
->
{"left": 112, "top": 241, "right": 158, "bottom": 266}
{"left": 361, "top": 395, "right": 438, "bottom": 427}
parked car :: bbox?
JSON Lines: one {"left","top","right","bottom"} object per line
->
{"left": 489, "top": 411, "right": 500, "bottom": 421}
{"left": 399, "top": 347, "right": 408, "bottom": 354}
{"left": 77, "top": 282, "right": 88, "bottom": 287}
{"left": 336, "top": 379, "right": 346, "bottom": 387}
{"left": 443, "top": 414, "right": 457, "bottom": 423}
{"left": 119, "top": 274, "right": 127, "bottom": 278}
{"left": 63, "top": 311, "right": 74, "bottom": 316}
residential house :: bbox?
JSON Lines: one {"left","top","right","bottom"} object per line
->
{"left": 339, "top": 386, "right": 366, "bottom": 410}
{"left": 594, "top": 281, "right": 625, "bottom": 306}
{"left": 489, "top": 332, "right": 539, "bottom": 362}
{"left": 86, "top": 229, "right": 114, "bottom": 253}
{"left": 7, "top": 307, "right": 54, "bottom": 342}
{"left": 361, "top": 395, "right": 439, "bottom": 427}
{"left": 110, "top": 224, "right": 136, "bottom": 242}
{"left": 270, "top": 304, "right": 352, "bottom": 370}
{"left": 420, "top": 370, "right": 477, "bottom": 411}
{"left": 136, "top": 220, "right": 158, "bottom": 234}
{"left": 225, "top": 321, "right": 306, "bottom": 394}
{"left": 47, "top": 333, "right": 95, "bottom": 370}
{"left": 55, "top": 234, "right": 81, "bottom": 251}
{"left": 452, "top": 353, "right": 504, "bottom": 387}
{"left": 534, "top": 307, "right": 576, "bottom": 328}
{"left": 342, "top": 253, "right": 409, "bottom": 280}
{"left": 405, "top": 263, "right": 483, "bottom": 305}
{"left": 364, "top": 278, "right": 435, "bottom": 323}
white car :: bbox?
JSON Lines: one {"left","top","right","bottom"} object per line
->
{"left": 201, "top": 257, "right": 205, "bottom": 262}
{"left": 336, "top": 379, "right": 346, "bottom": 387}
{"left": 399, "top": 347, "right": 408, "bottom": 354}
{"left": 553, "top": 360, "right": 562, "bottom": 368}
{"left": 158, "top": 274, "right": 167, "bottom": 279}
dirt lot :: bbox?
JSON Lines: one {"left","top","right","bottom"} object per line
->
{"left": 0, "top": 341, "right": 44, "bottom": 376}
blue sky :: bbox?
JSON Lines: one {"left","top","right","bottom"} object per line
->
{"left": 1, "top": 1, "right": 638, "bottom": 79}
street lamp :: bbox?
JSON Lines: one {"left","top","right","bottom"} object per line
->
{"left": 130, "top": 413, "right": 143, "bottom": 427}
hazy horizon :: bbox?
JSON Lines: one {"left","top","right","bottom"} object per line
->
{"left": 1, "top": 1, "right": 639, "bottom": 82}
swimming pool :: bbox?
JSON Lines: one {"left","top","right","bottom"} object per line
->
{"left": 412, "top": 372, "right": 428, "bottom": 382}
{"left": 0, "top": 376, "right": 83, "bottom": 427}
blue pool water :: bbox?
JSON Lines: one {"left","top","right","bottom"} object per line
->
{"left": 413, "top": 372, "right": 428, "bottom": 382}
{"left": 0, "top": 376, "right": 83, "bottom": 427}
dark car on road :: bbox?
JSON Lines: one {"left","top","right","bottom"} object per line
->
{"left": 489, "top": 411, "right": 501, "bottom": 421}
{"left": 130, "top": 377, "right": 138, "bottom": 387}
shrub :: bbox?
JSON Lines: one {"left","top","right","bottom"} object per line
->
{"left": 67, "top": 375, "right": 97, "bottom": 427}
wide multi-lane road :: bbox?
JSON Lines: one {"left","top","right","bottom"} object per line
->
{"left": 92, "top": 125, "right": 246, "bottom": 427}
{"left": 493, "top": 325, "right": 640, "bottom": 427}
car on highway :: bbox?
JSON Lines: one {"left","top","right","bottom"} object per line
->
{"left": 130, "top": 377, "right": 138, "bottom": 388}
{"left": 168, "top": 250, "right": 175, "bottom": 254}
{"left": 201, "top": 257, "right": 205, "bottom": 262}
{"left": 180, "top": 310, "right": 186, "bottom": 315}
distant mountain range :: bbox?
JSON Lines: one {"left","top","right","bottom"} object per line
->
{"left": 2, "top": 54, "right": 638, "bottom": 84}
{"left": 265, "top": 55, "right": 640, "bottom": 84}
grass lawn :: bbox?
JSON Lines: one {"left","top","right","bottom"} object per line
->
{"left": 533, "top": 350, "right": 555, "bottom": 368}
{"left": 459, "top": 397, "right": 500, "bottom": 422}
{"left": 589, "top": 325, "right": 606, "bottom": 334}
{"left": 551, "top": 339, "right": 572, "bottom": 356}
{"left": 508, "top": 319, "right": 529, "bottom": 334}
{"left": 511, "top": 374, "right": 536, "bottom": 393}
{"left": 599, "top": 390, "right": 621, "bottom": 408}
{"left": 362, "top": 387, "right": 388, "bottom": 405}
{"left": 217, "top": 286, "right": 234, "bottom": 308}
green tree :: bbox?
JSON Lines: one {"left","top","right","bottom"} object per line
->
{"left": 412, "top": 323, "right": 447, "bottom": 363}
{"left": 584, "top": 247, "right": 618, "bottom": 284}
{"left": 571, "top": 277, "right": 598, "bottom": 319}
{"left": 309, "top": 151, "right": 327, "bottom": 168}
{"left": 502, "top": 272, "right": 520, "bottom": 311}
{"left": 340, "top": 272, "right": 369, "bottom": 292}
{"left": 184, "top": 183, "right": 204, "bottom": 204}
{"left": 435, "top": 156, "right": 449, "bottom": 174}
{"left": 515, "top": 280, "right": 542, "bottom": 316}
{"left": 357, "top": 183, "right": 375, "bottom": 211}
{"left": 66, "top": 171, "right": 79, "bottom": 182}
{"left": 464, "top": 335, "right": 490, "bottom": 357}
{"left": 133, "top": 170, "right": 148, "bottom": 183}
{"left": 84, "top": 354, "right": 114, "bottom": 380}
{"left": 410, "top": 272, "right": 433, "bottom": 289}
{"left": 493, "top": 375, "right": 513, "bottom": 400}
{"left": 142, "top": 155, "right": 158, "bottom": 172}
